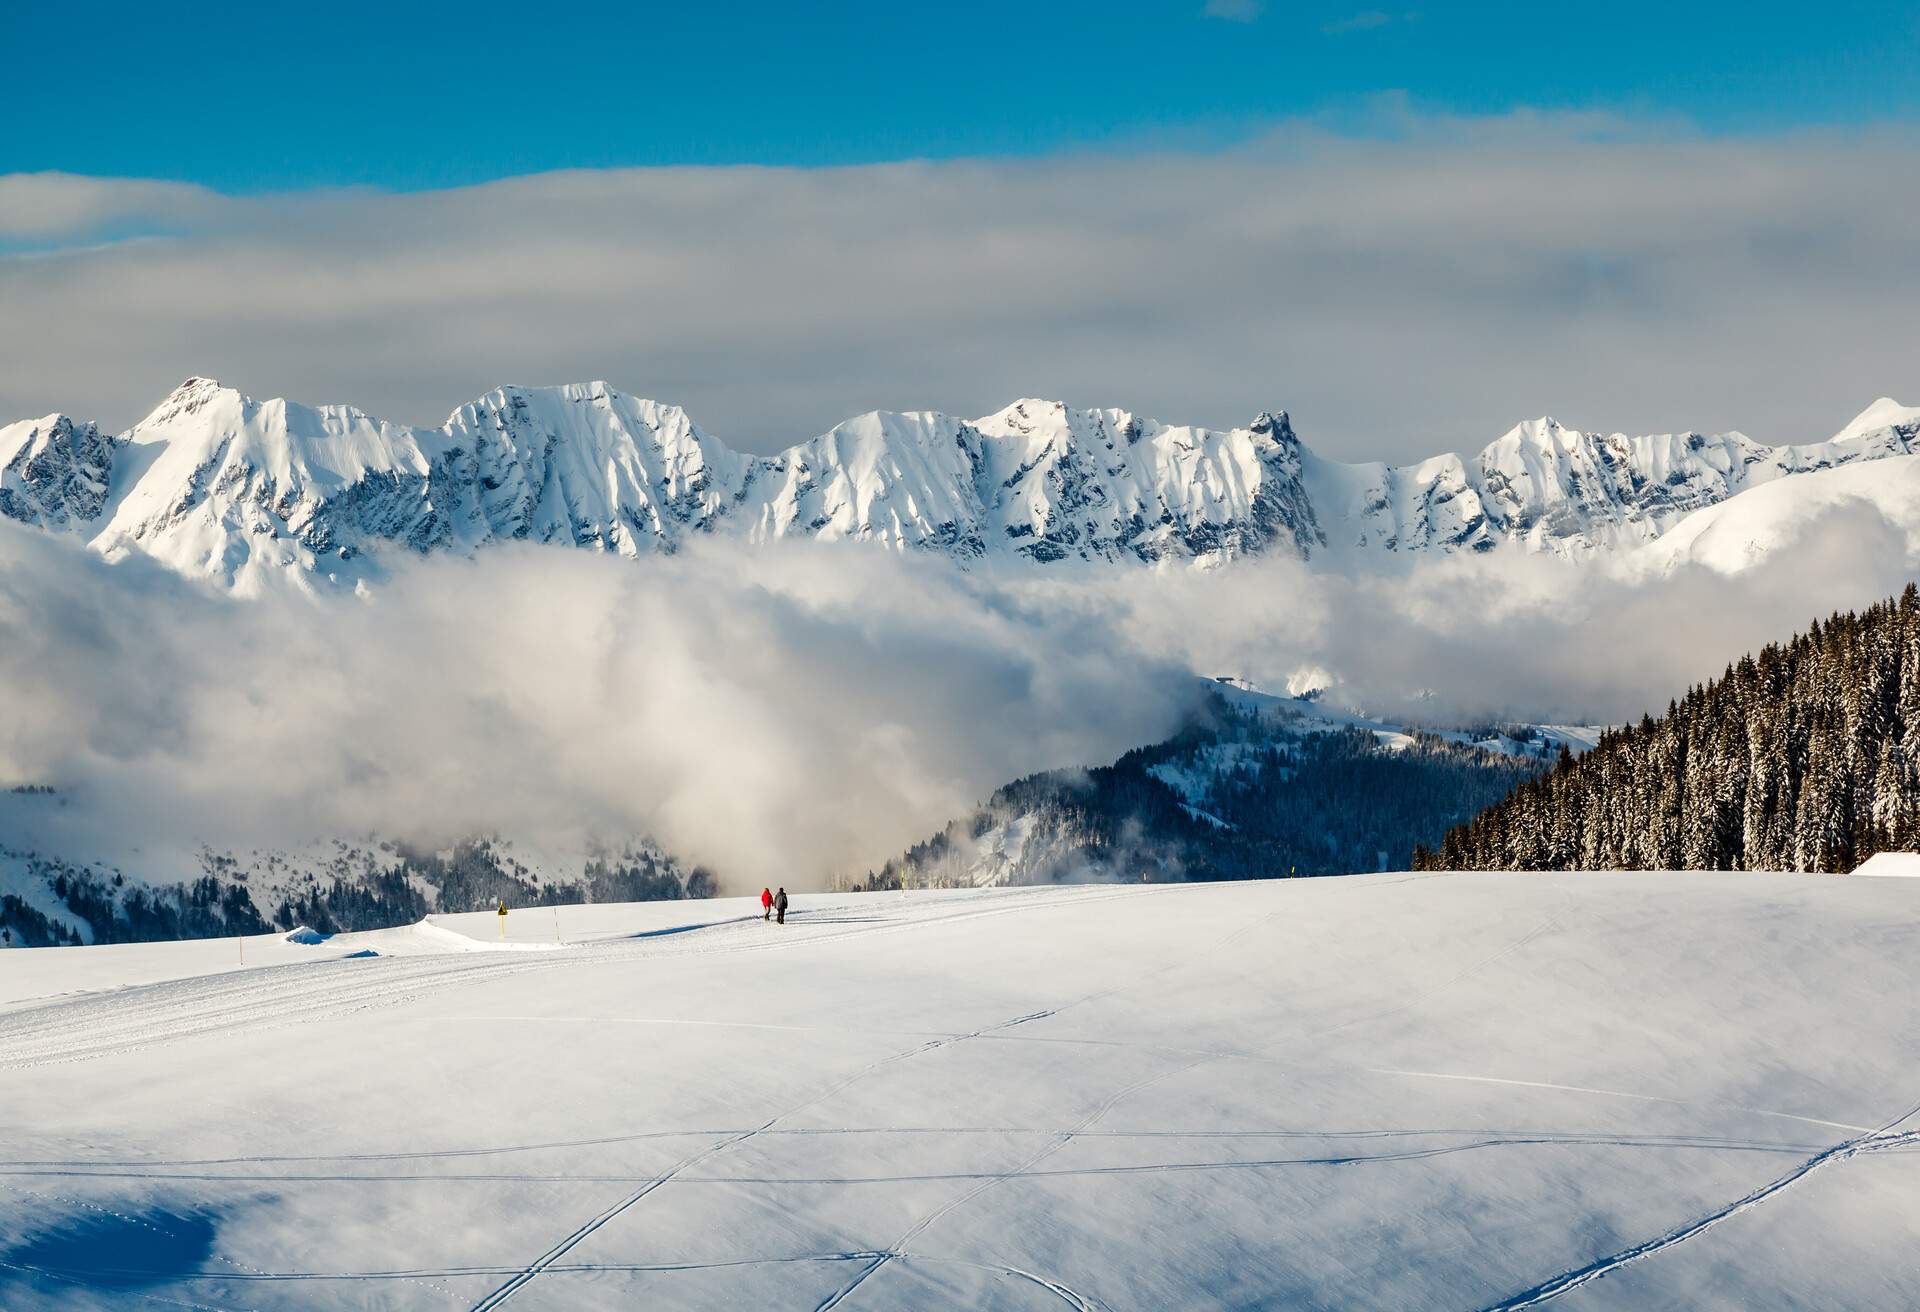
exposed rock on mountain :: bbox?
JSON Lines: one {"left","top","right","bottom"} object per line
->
{"left": 864, "top": 684, "right": 1580, "bottom": 891}
{"left": 0, "top": 414, "right": 118, "bottom": 531}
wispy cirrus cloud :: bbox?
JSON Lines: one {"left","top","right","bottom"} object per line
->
{"left": 1202, "top": 0, "right": 1265, "bottom": 22}
{"left": 1323, "top": 10, "right": 1395, "bottom": 34}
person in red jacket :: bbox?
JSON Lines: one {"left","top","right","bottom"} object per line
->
{"left": 760, "top": 887, "right": 773, "bottom": 921}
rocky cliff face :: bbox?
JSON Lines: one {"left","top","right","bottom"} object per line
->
{"left": 0, "top": 414, "right": 119, "bottom": 532}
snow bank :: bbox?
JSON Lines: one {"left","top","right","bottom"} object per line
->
{"left": 1850, "top": 851, "right": 1920, "bottom": 877}
{"left": 396, "top": 916, "right": 569, "bottom": 954}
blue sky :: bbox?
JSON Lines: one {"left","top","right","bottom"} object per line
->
{"left": 6, "top": 0, "right": 1919, "bottom": 190}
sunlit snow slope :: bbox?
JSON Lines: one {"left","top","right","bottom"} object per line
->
{"left": 1634, "top": 450, "right": 1920, "bottom": 575}
{"left": 4, "top": 873, "right": 1919, "bottom": 1309}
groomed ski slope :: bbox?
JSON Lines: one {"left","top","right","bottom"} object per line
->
{"left": 3, "top": 873, "right": 1920, "bottom": 1310}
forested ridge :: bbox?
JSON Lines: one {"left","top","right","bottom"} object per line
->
{"left": 1418, "top": 584, "right": 1920, "bottom": 873}
{"left": 871, "top": 701, "right": 1543, "bottom": 889}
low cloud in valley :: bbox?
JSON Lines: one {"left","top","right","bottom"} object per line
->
{"left": 5, "top": 502, "right": 1916, "bottom": 887}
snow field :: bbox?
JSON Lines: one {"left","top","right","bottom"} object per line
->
{"left": 3, "top": 873, "right": 1920, "bottom": 1309}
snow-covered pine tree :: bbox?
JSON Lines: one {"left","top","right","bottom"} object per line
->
{"left": 1416, "top": 584, "right": 1920, "bottom": 873}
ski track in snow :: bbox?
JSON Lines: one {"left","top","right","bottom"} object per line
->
{"left": 0, "top": 1135, "right": 1830, "bottom": 1189}
{"left": 817, "top": 900, "right": 1595, "bottom": 1310}
{"left": 1365, "top": 1068, "right": 1875, "bottom": 1135}
{"left": 463, "top": 886, "right": 1198, "bottom": 1311}
{"left": 2, "top": 1250, "right": 1104, "bottom": 1312}
{"left": 1478, "top": 1118, "right": 1920, "bottom": 1309}
{"left": 804, "top": 898, "right": 1416, "bottom": 1311}
{"left": 0, "top": 886, "right": 1160, "bottom": 1073}
{"left": 474, "top": 890, "right": 1298, "bottom": 1311}
{"left": 9, "top": 874, "right": 1919, "bottom": 1309}
{"left": 464, "top": 1001, "right": 1086, "bottom": 1311}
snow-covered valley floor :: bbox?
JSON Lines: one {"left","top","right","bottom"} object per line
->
{"left": 4, "top": 873, "right": 1920, "bottom": 1310}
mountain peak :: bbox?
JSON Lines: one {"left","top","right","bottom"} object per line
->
{"left": 457, "top": 381, "right": 697, "bottom": 426}
{"left": 975, "top": 398, "right": 1071, "bottom": 435}
{"left": 1486, "top": 416, "right": 1583, "bottom": 452}
{"left": 1249, "top": 410, "right": 1296, "bottom": 443}
{"left": 129, "top": 376, "right": 245, "bottom": 437}
{"left": 1833, "top": 396, "right": 1920, "bottom": 443}
{"left": 492, "top": 379, "right": 623, "bottom": 400}
{"left": 164, "top": 376, "right": 230, "bottom": 405}
{"left": 0, "top": 410, "right": 118, "bottom": 533}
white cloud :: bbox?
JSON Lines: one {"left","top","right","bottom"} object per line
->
{"left": 1024, "top": 500, "right": 1920, "bottom": 730}
{"left": 0, "top": 527, "right": 1193, "bottom": 886}
{"left": 5, "top": 486, "right": 1915, "bottom": 888}
{"left": 0, "top": 113, "right": 1916, "bottom": 466}
{"left": 0, "top": 173, "right": 222, "bottom": 241}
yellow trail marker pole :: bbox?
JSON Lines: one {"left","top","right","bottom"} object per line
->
{"left": 498, "top": 900, "right": 508, "bottom": 941}
{"left": 553, "top": 905, "right": 561, "bottom": 944}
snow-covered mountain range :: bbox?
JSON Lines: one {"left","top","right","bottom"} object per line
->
{"left": 7, "top": 377, "right": 1914, "bottom": 590}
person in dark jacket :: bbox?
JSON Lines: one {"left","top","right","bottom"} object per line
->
{"left": 760, "top": 887, "right": 773, "bottom": 921}
{"left": 774, "top": 887, "right": 789, "bottom": 925}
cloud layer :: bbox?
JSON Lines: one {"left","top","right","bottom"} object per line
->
{"left": 3, "top": 112, "right": 1916, "bottom": 460}
{"left": 5, "top": 487, "right": 1917, "bottom": 889}
{"left": 0, "top": 528, "right": 1194, "bottom": 884}
{"left": 1031, "top": 496, "right": 1920, "bottom": 729}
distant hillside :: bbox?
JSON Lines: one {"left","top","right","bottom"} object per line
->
{"left": 1420, "top": 584, "right": 1920, "bottom": 873}
{"left": 868, "top": 689, "right": 1547, "bottom": 889}
{"left": 0, "top": 820, "right": 715, "bottom": 949}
